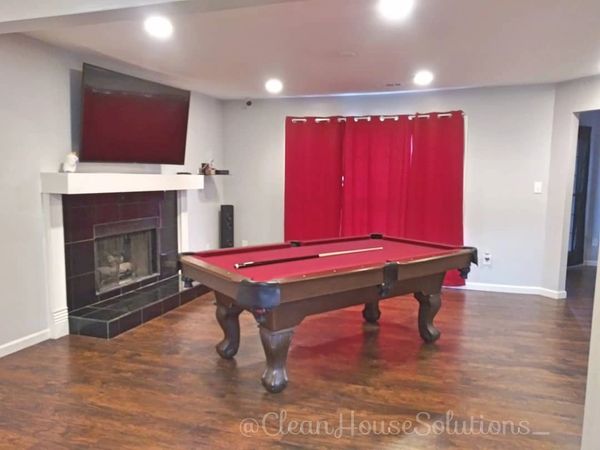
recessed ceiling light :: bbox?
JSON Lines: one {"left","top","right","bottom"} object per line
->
{"left": 265, "top": 78, "right": 283, "bottom": 94}
{"left": 144, "top": 16, "right": 173, "bottom": 39}
{"left": 377, "top": 0, "right": 415, "bottom": 21}
{"left": 413, "top": 70, "right": 434, "bottom": 86}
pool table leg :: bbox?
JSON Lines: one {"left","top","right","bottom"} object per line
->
{"left": 362, "top": 301, "right": 381, "bottom": 324}
{"left": 259, "top": 326, "right": 294, "bottom": 393}
{"left": 215, "top": 300, "right": 243, "bottom": 359}
{"left": 414, "top": 292, "right": 442, "bottom": 343}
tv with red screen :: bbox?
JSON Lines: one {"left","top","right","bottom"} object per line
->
{"left": 80, "top": 63, "right": 190, "bottom": 164}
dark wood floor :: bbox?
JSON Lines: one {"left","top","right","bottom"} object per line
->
{"left": 0, "top": 270, "right": 594, "bottom": 449}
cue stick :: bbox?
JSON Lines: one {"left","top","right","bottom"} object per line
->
{"left": 233, "top": 246, "right": 384, "bottom": 269}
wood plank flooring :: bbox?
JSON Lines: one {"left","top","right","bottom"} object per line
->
{"left": 0, "top": 270, "right": 594, "bottom": 449}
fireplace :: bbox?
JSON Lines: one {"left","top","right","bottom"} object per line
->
{"left": 62, "top": 191, "right": 208, "bottom": 339}
{"left": 39, "top": 173, "right": 207, "bottom": 340}
{"left": 63, "top": 191, "right": 180, "bottom": 311}
{"left": 94, "top": 218, "right": 159, "bottom": 293}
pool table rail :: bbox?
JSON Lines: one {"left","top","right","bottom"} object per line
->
{"left": 180, "top": 244, "right": 476, "bottom": 310}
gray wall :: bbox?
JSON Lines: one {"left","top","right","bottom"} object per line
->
{"left": 222, "top": 85, "right": 557, "bottom": 289}
{"left": 0, "top": 35, "right": 75, "bottom": 348}
{"left": 0, "top": 34, "right": 224, "bottom": 352}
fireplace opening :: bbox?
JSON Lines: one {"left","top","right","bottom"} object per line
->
{"left": 94, "top": 228, "right": 158, "bottom": 294}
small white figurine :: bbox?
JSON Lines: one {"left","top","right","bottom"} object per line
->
{"left": 61, "top": 152, "right": 79, "bottom": 173}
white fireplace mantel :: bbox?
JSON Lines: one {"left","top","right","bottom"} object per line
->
{"left": 40, "top": 172, "right": 204, "bottom": 194}
{"left": 40, "top": 172, "right": 204, "bottom": 340}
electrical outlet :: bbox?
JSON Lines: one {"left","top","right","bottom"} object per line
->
{"left": 593, "top": 237, "right": 599, "bottom": 248}
{"left": 482, "top": 252, "right": 492, "bottom": 266}
{"left": 205, "top": 243, "right": 211, "bottom": 250}
{"left": 242, "top": 240, "right": 249, "bottom": 247}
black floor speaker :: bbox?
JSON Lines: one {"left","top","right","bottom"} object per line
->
{"left": 219, "top": 205, "right": 234, "bottom": 248}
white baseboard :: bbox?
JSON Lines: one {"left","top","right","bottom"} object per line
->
{"left": 584, "top": 260, "right": 598, "bottom": 267}
{"left": 449, "top": 282, "right": 567, "bottom": 299}
{"left": 0, "top": 329, "right": 50, "bottom": 358}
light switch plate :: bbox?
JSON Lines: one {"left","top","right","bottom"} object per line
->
{"left": 534, "top": 181, "right": 543, "bottom": 194}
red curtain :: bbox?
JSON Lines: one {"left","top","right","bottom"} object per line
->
{"left": 284, "top": 117, "right": 344, "bottom": 240}
{"left": 284, "top": 111, "right": 465, "bottom": 286}
{"left": 405, "top": 111, "right": 465, "bottom": 286}
{"left": 341, "top": 116, "right": 412, "bottom": 236}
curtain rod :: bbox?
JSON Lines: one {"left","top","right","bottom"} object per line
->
{"left": 290, "top": 111, "right": 463, "bottom": 123}
{"left": 291, "top": 117, "right": 348, "bottom": 123}
{"left": 409, "top": 111, "right": 462, "bottom": 119}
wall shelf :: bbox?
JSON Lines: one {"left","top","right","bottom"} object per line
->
{"left": 40, "top": 172, "right": 204, "bottom": 195}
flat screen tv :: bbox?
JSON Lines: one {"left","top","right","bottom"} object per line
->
{"left": 80, "top": 63, "right": 190, "bottom": 164}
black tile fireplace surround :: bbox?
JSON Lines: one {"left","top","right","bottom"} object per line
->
{"left": 63, "top": 191, "right": 207, "bottom": 338}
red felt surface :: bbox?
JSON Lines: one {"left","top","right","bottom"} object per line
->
{"left": 193, "top": 237, "right": 460, "bottom": 282}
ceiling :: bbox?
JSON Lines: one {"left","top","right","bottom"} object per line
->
{"left": 23, "top": 0, "right": 600, "bottom": 99}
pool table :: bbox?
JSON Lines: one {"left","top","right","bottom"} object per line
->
{"left": 179, "top": 234, "right": 477, "bottom": 393}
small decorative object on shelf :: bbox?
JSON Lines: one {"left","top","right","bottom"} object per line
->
{"left": 200, "top": 161, "right": 214, "bottom": 175}
{"left": 61, "top": 152, "right": 79, "bottom": 173}
{"left": 200, "top": 161, "right": 229, "bottom": 175}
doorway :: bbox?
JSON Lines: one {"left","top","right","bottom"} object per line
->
{"left": 568, "top": 125, "right": 591, "bottom": 266}
{"left": 566, "top": 111, "right": 600, "bottom": 302}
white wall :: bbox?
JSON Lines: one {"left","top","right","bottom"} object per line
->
{"left": 579, "top": 110, "right": 600, "bottom": 265}
{"left": 171, "top": 92, "right": 225, "bottom": 252}
{"left": 0, "top": 35, "right": 75, "bottom": 352}
{"left": 0, "top": 34, "right": 224, "bottom": 355}
{"left": 223, "top": 85, "right": 557, "bottom": 290}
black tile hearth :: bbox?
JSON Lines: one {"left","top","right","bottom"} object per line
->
{"left": 121, "top": 282, "right": 142, "bottom": 295}
{"left": 69, "top": 276, "right": 209, "bottom": 339}
{"left": 79, "top": 308, "right": 124, "bottom": 321}
{"left": 118, "top": 311, "right": 143, "bottom": 335}
{"left": 162, "top": 293, "right": 181, "bottom": 313}
{"left": 181, "top": 286, "right": 201, "bottom": 305}
{"left": 142, "top": 301, "right": 163, "bottom": 323}
{"left": 68, "top": 273, "right": 97, "bottom": 311}
{"left": 77, "top": 318, "right": 110, "bottom": 339}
